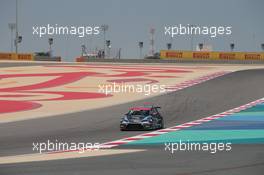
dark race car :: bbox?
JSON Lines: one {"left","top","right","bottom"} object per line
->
{"left": 120, "top": 104, "right": 164, "bottom": 131}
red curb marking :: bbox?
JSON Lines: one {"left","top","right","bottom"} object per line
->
{"left": 170, "top": 126, "right": 187, "bottom": 129}
{"left": 182, "top": 123, "right": 197, "bottom": 126}
{"left": 124, "top": 138, "right": 143, "bottom": 141}
{"left": 165, "top": 71, "right": 229, "bottom": 92}
{"left": 103, "top": 142, "right": 127, "bottom": 145}
{"left": 141, "top": 133, "right": 160, "bottom": 137}
{"left": 158, "top": 129, "right": 178, "bottom": 132}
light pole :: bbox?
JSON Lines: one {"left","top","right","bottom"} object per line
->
{"left": 149, "top": 28, "right": 155, "bottom": 56}
{"left": 8, "top": 23, "right": 16, "bottom": 52}
{"left": 139, "top": 41, "right": 143, "bottom": 58}
{"left": 230, "top": 43, "right": 235, "bottom": 52}
{"left": 199, "top": 43, "right": 203, "bottom": 51}
{"left": 167, "top": 43, "right": 172, "bottom": 50}
{"left": 169, "top": 35, "right": 173, "bottom": 50}
{"left": 101, "top": 24, "right": 109, "bottom": 55}
{"left": 48, "top": 38, "right": 53, "bottom": 56}
{"left": 81, "top": 44, "right": 87, "bottom": 57}
{"left": 106, "top": 40, "right": 111, "bottom": 58}
{"left": 14, "top": 0, "right": 22, "bottom": 53}
{"left": 190, "top": 24, "right": 196, "bottom": 51}
{"left": 15, "top": 0, "right": 18, "bottom": 53}
{"left": 15, "top": 36, "right": 22, "bottom": 52}
{"left": 261, "top": 43, "right": 264, "bottom": 51}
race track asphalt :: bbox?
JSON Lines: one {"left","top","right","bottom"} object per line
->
{"left": 0, "top": 66, "right": 264, "bottom": 175}
{"left": 1, "top": 144, "right": 263, "bottom": 175}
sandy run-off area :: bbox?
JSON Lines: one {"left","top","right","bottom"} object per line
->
{"left": 0, "top": 63, "right": 263, "bottom": 123}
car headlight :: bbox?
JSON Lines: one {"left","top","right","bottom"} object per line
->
{"left": 121, "top": 116, "right": 129, "bottom": 123}
{"left": 142, "top": 116, "right": 153, "bottom": 123}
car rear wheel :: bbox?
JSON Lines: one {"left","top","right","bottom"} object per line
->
{"left": 160, "top": 120, "right": 164, "bottom": 129}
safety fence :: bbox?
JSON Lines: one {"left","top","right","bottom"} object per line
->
{"left": 0, "top": 52, "right": 61, "bottom": 61}
{"left": 160, "top": 50, "right": 264, "bottom": 61}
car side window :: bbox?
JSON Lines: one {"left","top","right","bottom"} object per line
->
{"left": 151, "top": 108, "right": 157, "bottom": 115}
{"left": 153, "top": 108, "right": 158, "bottom": 114}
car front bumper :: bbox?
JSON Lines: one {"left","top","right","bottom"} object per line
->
{"left": 120, "top": 123, "right": 152, "bottom": 130}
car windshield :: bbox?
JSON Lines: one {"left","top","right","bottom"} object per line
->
{"left": 128, "top": 110, "right": 150, "bottom": 116}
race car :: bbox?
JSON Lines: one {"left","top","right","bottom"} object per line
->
{"left": 120, "top": 104, "right": 164, "bottom": 131}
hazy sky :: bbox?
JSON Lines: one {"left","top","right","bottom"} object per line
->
{"left": 0, "top": 0, "right": 264, "bottom": 61}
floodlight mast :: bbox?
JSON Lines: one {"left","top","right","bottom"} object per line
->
{"left": 101, "top": 24, "right": 109, "bottom": 56}
{"left": 149, "top": 28, "right": 155, "bottom": 56}
{"left": 48, "top": 38, "right": 53, "bottom": 56}
{"left": 139, "top": 41, "right": 143, "bottom": 58}
{"left": 199, "top": 43, "right": 203, "bottom": 51}
{"left": 8, "top": 23, "right": 16, "bottom": 52}
{"left": 15, "top": 0, "right": 18, "bottom": 53}
{"left": 261, "top": 43, "right": 264, "bottom": 51}
{"left": 230, "top": 43, "right": 235, "bottom": 52}
{"left": 14, "top": 0, "right": 22, "bottom": 53}
{"left": 190, "top": 24, "right": 196, "bottom": 51}
{"left": 106, "top": 40, "right": 111, "bottom": 58}
{"left": 167, "top": 43, "right": 172, "bottom": 50}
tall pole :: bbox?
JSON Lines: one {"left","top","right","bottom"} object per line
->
{"left": 170, "top": 35, "right": 173, "bottom": 50}
{"left": 101, "top": 24, "right": 108, "bottom": 57}
{"left": 15, "top": 0, "right": 18, "bottom": 53}
{"left": 191, "top": 34, "right": 193, "bottom": 51}
{"left": 190, "top": 24, "right": 194, "bottom": 51}
{"left": 103, "top": 30, "right": 105, "bottom": 54}
{"left": 149, "top": 28, "right": 155, "bottom": 56}
{"left": 8, "top": 23, "right": 16, "bottom": 52}
{"left": 48, "top": 38, "right": 53, "bottom": 56}
{"left": 139, "top": 42, "right": 143, "bottom": 58}
{"left": 11, "top": 26, "right": 13, "bottom": 52}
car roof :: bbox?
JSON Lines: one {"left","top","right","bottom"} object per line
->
{"left": 129, "top": 107, "right": 151, "bottom": 111}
